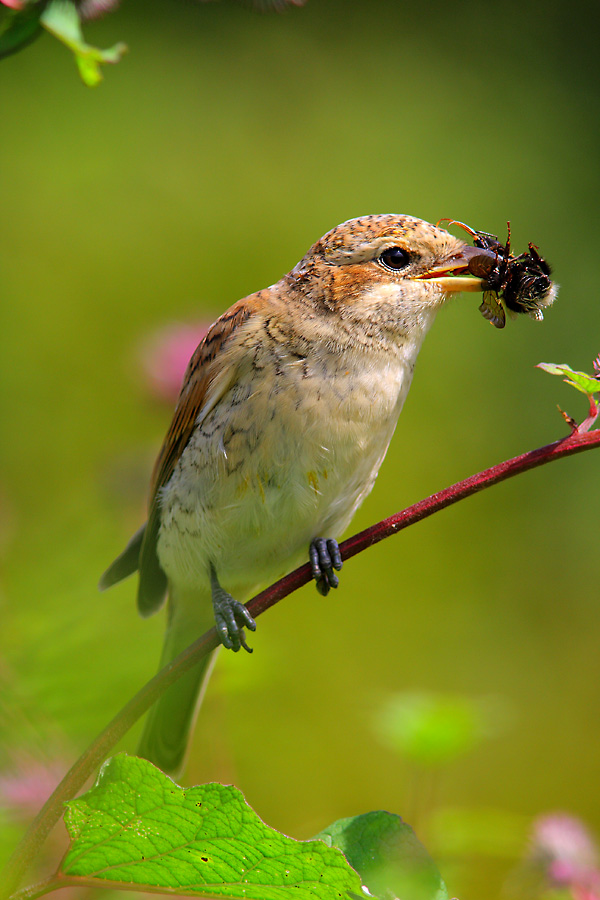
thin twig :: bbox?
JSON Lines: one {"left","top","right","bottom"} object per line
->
{"left": 248, "top": 426, "right": 600, "bottom": 619}
{"left": 3, "top": 425, "right": 600, "bottom": 900}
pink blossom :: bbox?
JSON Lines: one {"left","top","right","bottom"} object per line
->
{"left": 0, "top": 759, "right": 66, "bottom": 819}
{"left": 78, "top": 0, "right": 120, "bottom": 21}
{"left": 138, "top": 322, "right": 210, "bottom": 404}
{"left": 529, "top": 814, "right": 600, "bottom": 899}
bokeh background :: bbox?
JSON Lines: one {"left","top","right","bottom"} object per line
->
{"left": 1, "top": 1, "right": 600, "bottom": 897}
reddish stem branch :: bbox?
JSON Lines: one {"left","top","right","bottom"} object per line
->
{"left": 247, "top": 425, "right": 600, "bottom": 620}
{"left": 3, "top": 425, "right": 600, "bottom": 900}
{"left": 580, "top": 395, "right": 600, "bottom": 433}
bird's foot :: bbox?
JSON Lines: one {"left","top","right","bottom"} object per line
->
{"left": 309, "top": 538, "right": 343, "bottom": 596}
{"left": 210, "top": 566, "right": 256, "bottom": 653}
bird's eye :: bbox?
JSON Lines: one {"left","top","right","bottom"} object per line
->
{"left": 379, "top": 247, "right": 411, "bottom": 271}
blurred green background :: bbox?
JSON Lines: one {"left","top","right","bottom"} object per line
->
{"left": 1, "top": 1, "right": 599, "bottom": 897}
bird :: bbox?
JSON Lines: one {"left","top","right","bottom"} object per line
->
{"left": 100, "top": 213, "right": 486, "bottom": 774}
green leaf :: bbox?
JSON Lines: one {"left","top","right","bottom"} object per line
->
{"left": 0, "top": 2, "right": 48, "bottom": 59}
{"left": 537, "top": 362, "right": 600, "bottom": 396}
{"left": 40, "top": 0, "right": 126, "bottom": 86}
{"left": 316, "top": 812, "right": 448, "bottom": 900}
{"left": 61, "top": 754, "right": 364, "bottom": 899}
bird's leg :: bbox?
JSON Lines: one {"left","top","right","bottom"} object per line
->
{"left": 209, "top": 564, "right": 256, "bottom": 653}
{"left": 309, "top": 538, "right": 343, "bottom": 596}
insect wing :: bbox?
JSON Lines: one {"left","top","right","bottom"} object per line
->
{"left": 479, "top": 290, "right": 506, "bottom": 329}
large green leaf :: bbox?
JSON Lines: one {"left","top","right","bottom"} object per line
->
{"left": 316, "top": 812, "right": 448, "bottom": 900}
{"left": 60, "top": 754, "right": 364, "bottom": 899}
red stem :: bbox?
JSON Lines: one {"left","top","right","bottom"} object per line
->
{"left": 248, "top": 426, "right": 600, "bottom": 620}
{"left": 3, "top": 425, "right": 600, "bottom": 900}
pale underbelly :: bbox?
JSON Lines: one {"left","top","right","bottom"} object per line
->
{"left": 157, "top": 358, "right": 409, "bottom": 597}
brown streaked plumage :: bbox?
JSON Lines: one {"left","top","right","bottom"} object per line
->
{"left": 100, "top": 213, "right": 487, "bottom": 774}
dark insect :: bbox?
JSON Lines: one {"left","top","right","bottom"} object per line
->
{"left": 441, "top": 220, "right": 556, "bottom": 329}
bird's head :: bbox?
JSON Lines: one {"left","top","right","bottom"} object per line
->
{"left": 285, "top": 214, "right": 486, "bottom": 349}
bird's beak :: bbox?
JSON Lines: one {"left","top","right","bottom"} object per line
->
{"left": 413, "top": 245, "right": 491, "bottom": 293}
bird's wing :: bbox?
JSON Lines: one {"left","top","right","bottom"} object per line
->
{"left": 137, "top": 296, "right": 255, "bottom": 616}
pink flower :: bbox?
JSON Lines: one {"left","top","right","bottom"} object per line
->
{"left": 138, "top": 322, "right": 210, "bottom": 404}
{"left": 0, "top": 758, "right": 66, "bottom": 820}
{"left": 529, "top": 814, "right": 600, "bottom": 899}
{"left": 77, "top": 0, "right": 120, "bottom": 21}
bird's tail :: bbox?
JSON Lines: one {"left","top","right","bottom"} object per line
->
{"left": 137, "top": 587, "right": 218, "bottom": 777}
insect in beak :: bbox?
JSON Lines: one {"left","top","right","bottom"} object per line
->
{"left": 413, "top": 244, "right": 493, "bottom": 293}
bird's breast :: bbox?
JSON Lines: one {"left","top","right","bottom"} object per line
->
{"left": 157, "top": 337, "right": 415, "bottom": 593}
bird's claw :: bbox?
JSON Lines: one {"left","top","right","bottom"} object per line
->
{"left": 309, "top": 538, "right": 343, "bottom": 596}
{"left": 211, "top": 579, "right": 256, "bottom": 653}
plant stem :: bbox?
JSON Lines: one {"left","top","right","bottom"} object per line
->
{"left": 1, "top": 629, "right": 220, "bottom": 900}
{"left": 12, "top": 875, "right": 217, "bottom": 898}
{"left": 9, "top": 878, "right": 64, "bottom": 900}
{"left": 3, "top": 425, "right": 599, "bottom": 899}
{"left": 248, "top": 426, "right": 600, "bottom": 619}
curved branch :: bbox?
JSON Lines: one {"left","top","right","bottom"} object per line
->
{"left": 247, "top": 425, "right": 600, "bottom": 618}
{"left": 3, "top": 425, "right": 600, "bottom": 899}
